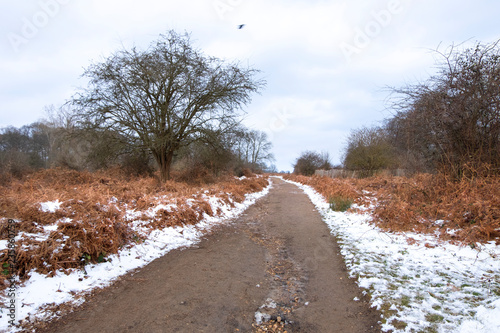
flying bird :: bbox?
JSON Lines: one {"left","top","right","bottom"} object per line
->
{"left": 237, "top": 24, "right": 245, "bottom": 29}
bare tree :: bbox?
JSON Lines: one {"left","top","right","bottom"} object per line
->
{"left": 234, "top": 129, "right": 274, "bottom": 171}
{"left": 72, "top": 30, "right": 264, "bottom": 181}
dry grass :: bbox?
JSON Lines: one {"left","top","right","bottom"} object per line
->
{"left": 0, "top": 168, "right": 268, "bottom": 290}
{"left": 284, "top": 173, "right": 500, "bottom": 245}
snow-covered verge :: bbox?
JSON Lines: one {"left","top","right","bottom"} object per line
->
{"left": 282, "top": 177, "right": 500, "bottom": 333}
{"left": 0, "top": 180, "right": 272, "bottom": 332}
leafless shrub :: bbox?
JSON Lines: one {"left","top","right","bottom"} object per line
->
{"left": 388, "top": 40, "right": 500, "bottom": 177}
{"left": 342, "top": 126, "right": 397, "bottom": 177}
{"left": 293, "top": 151, "right": 332, "bottom": 176}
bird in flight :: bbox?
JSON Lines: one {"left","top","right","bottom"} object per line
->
{"left": 237, "top": 24, "right": 245, "bottom": 29}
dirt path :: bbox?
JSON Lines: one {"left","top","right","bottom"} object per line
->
{"left": 37, "top": 178, "right": 380, "bottom": 332}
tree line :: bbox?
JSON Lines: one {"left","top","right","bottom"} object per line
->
{"left": 1, "top": 31, "right": 274, "bottom": 181}
{"left": 0, "top": 110, "right": 274, "bottom": 180}
{"left": 294, "top": 40, "right": 500, "bottom": 179}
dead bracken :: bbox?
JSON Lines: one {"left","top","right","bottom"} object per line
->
{"left": 0, "top": 168, "right": 268, "bottom": 290}
{"left": 284, "top": 173, "right": 500, "bottom": 245}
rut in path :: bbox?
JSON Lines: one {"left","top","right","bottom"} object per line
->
{"left": 36, "top": 178, "right": 380, "bottom": 333}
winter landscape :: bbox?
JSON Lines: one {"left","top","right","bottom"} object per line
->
{"left": 2, "top": 1, "right": 500, "bottom": 332}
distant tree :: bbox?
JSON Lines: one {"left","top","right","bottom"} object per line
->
{"left": 44, "top": 105, "right": 154, "bottom": 174}
{"left": 43, "top": 105, "right": 90, "bottom": 170}
{"left": 175, "top": 126, "right": 275, "bottom": 179}
{"left": 342, "top": 126, "right": 396, "bottom": 175}
{"left": 72, "top": 30, "right": 264, "bottom": 181}
{"left": 0, "top": 126, "right": 30, "bottom": 153}
{"left": 0, "top": 123, "right": 50, "bottom": 175}
{"left": 234, "top": 129, "right": 274, "bottom": 172}
{"left": 264, "top": 164, "right": 278, "bottom": 173}
{"left": 293, "top": 151, "right": 332, "bottom": 176}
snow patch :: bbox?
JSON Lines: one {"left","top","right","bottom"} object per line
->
{"left": 39, "top": 200, "right": 61, "bottom": 213}
{"left": 254, "top": 298, "right": 278, "bottom": 325}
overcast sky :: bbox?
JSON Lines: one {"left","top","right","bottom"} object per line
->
{"left": 1, "top": 0, "right": 500, "bottom": 171}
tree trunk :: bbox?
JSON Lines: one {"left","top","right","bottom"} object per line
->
{"left": 153, "top": 149, "right": 174, "bottom": 182}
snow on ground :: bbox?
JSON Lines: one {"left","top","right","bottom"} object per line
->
{"left": 282, "top": 177, "right": 500, "bottom": 333}
{"left": 0, "top": 180, "right": 272, "bottom": 332}
{"left": 39, "top": 200, "right": 62, "bottom": 213}
{"left": 254, "top": 298, "right": 278, "bottom": 325}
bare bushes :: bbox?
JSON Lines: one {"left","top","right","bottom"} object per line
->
{"left": 388, "top": 40, "right": 500, "bottom": 177}
{"left": 293, "top": 151, "right": 332, "bottom": 176}
{"left": 342, "top": 126, "right": 397, "bottom": 176}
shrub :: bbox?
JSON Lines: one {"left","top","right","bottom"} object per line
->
{"left": 293, "top": 151, "right": 332, "bottom": 176}
{"left": 329, "top": 195, "right": 353, "bottom": 212}
{"left": 343, "top": 126, "right": 396, "bottom": 174}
